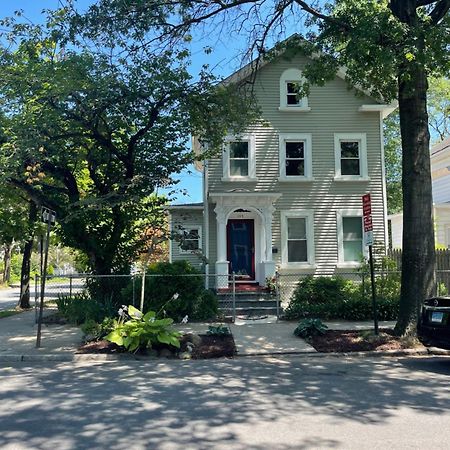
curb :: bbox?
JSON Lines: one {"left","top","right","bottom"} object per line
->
{"left": 1, "top": 347, "right": 449, "bottom": 363}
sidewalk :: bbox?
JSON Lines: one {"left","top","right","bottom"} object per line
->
{"left": 0, "top": 310, "right": 83, "bottom": 361}
{"left": 0, "top": 311, "right": 434, "bottom": 362}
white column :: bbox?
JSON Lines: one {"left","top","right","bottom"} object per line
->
{"left": 214, "top": 206, "right": 229, "bottom": 288}
{"left": 262, "top": 205, "right": 276, "bottom": 285}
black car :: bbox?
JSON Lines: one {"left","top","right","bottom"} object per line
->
{"left": 418, "top": 297, "right": 450, "bottom": 350}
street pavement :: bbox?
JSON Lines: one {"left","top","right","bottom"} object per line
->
{"left": 0, "top": 356, "right": 450, "bottom": 449}
{"left": 0, "top": 287, "right": 26, "bottom": 311}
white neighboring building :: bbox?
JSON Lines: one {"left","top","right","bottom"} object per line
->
{"left": 389, "top": 136, "right": 450, "bottom": 248}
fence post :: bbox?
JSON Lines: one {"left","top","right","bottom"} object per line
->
{"left": 35, "top": 276, "right": 39, "bottom": 324}
{"left": 232, "top": 272, "right": 236, "bottom": 322}
{"left": 132, "top": 276, "right": 136, "bottom": 307}
{"left": 69, "top": 275, "right": 73, "bottom": 298}
{"left": 275, "top": 271, "right": 280, "bottom": 321}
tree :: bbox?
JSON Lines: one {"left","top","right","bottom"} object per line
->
{"left": 0, "top": 14, "right": 258, "bottom": 276}
{"left": 73, "top": 0, "right": 450, "bottom": 335}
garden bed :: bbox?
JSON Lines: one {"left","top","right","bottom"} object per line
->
{"left": 309, "top": 329, "right": 425, "bottom": 353}
{"left": 77, "top": 333, "right": 236, "bottom": 359}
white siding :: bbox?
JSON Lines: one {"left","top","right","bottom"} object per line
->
{"left": 208, "top": 54, "right": 386, "bottom": 275}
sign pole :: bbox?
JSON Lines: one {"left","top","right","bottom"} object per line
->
{"left": 362, "top": 193, "right": 378, "bottom": 335}
{"left": 368, "top": 244, "right": 379, "bottom": 335}
{"left": 36, "top": 207, "right": 56, "bottom": 348}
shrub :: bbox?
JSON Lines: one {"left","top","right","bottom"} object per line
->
{"left": 122, "top": 261, "right": 217, "bottom": 321}
{"left": 294, "top": 318, "right": 328, "bottom": 339}
{"left": 206, "top": 324, "right": 230, "bottom": 336}
{"left": 105, "top": 305, "right": 181, "bottom": 352}
{"left": 284, "top": 275, "right": 399, "bottom": 321}
{"left": 285, "top": 276, "right": 359, "bottom": 319}
{"left": 56, "top": 293, "right": 115, "bottom": 325}
{"left": 192, "top": 290, "right": 219, "bottom": 321}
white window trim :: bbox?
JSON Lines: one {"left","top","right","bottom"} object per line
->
{"left": 334, "top": 133, "right": 369, "bottom": 181}
{"left": 278, "top": 133, "right": 313, "bottom": 181}
{"left": 179, "top": 226, "right": 202, "bottom": 255}
{"left": 278, "top": 68, "right": 311, "bottom": 112}
{"left": 336, "top": 209, "right": 366, "bottom": 268}
{"left": 222, "top": 134, "right": 257, "bottom": 182}
{"left": 280, "top": 210, "right": 315, "bottom": 268}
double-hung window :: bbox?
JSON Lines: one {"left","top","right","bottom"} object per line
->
{"left": 279, "top": 69, "right": 310, "bottom": 112}
{"left": 281, "top": 210, "right": 315, "bottom": 267}
{"left": 337, "top": 210, "right": 364, "bottom": 265}
{"left": 179, "top": 227, "right": 201, "bottom": 254}
{"left": 279, "top": 133, "right": 312, "bottom": 180}
{"left": 334, "top": 133, "right": 368, "bottom": 180}
{"left": 222, "top": 135, "right": 256, "bottom": 181}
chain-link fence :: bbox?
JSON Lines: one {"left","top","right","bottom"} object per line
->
{"left": 35, "top": 273, "right": 238, "bottom": 321}
{"left": 275, "top": 271, "right": 403, "bottom": 309}
{"left": 37, "top": 269, "right": 450, "bottom": 324}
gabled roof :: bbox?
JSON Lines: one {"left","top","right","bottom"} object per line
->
{"left": 431, "top": 136, "right": 450, "bottom": 157}
{"left": 223, "top": 34, "right": 396, "bottom": 116}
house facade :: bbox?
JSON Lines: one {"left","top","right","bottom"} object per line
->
{"left": 168, "top": 52, "right": 392, "bottom": 288}
{"left": 390, "top": 136, "right": 450, "bottom": 248}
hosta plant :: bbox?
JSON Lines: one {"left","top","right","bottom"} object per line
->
{"left": 105, "top": 305, "right": 181, "bottom": 353}
{"left": 294, "top": 318, "right": 328, "bottom": 339}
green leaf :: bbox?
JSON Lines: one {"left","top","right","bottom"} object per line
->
{"left": 105, "top": 330, "right": 124, "bottom": 346}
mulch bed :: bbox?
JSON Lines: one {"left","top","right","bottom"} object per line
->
{"left": 191, "top": 335, "right": 236, "bottom": 359}
{"left": 77, "top": 334, "right": 236, "bottom": 359}
{"left": 309, "top": 329, "right": 424, "bottom": 353}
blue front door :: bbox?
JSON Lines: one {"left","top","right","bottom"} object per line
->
{"left": 227, "top": 219, "right": 255, "bottom": 279}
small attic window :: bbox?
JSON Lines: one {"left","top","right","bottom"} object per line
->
{"left": 279, "top": 68, "right": 310, "bottom": 112}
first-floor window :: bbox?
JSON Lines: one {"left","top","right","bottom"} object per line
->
{"left": 179, "top": 227, "right": 201, "bottom": 253}
{"left": 342, "top": 217, "right": 363, "bottom": 262}
{"left": 287, "top": 217, "right": 307, "bottom": 262}
{"left": 281, "top": 210, "right": 314, "bottom": 266}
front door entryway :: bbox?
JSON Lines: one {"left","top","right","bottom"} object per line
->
{"left": 227, "top": 219, "right": 255, "bottom": 280}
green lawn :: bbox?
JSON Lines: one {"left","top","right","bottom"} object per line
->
{"left": 0, "top": 309, "right": 24, "bottom": 319}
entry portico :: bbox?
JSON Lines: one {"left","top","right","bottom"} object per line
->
{"left": 210, "top": 192, "right": 281, "bottom": 288}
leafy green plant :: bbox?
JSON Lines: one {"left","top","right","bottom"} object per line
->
{"left": 81, "top": 317, "right": 115, "bottom": 341}
{"left": 206, "top": 324, "right": 230, "bottom": 336}
{"left": 105, "top": 305, "right": 181, "bottom": 353}
{"left": 192, "top": 290, "right": 219, "bottom": 321}
{"left": 294, "top": 319, "right": 328, "bottom": 339}
{"left": 121, "top": 261, "right": 216, "bottom": 321}
{"left": 56, "top": 293, "right": 114, "bottom": 325}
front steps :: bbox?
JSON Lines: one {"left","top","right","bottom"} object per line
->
{"left": 217, "top": 289, "right": 279, "bottom": 318}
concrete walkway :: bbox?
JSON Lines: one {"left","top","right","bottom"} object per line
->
{"left": 0, "top": 309, "right": 402, "bottom": 361}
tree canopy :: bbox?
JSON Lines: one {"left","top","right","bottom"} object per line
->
{"left": 0, "top": 12, "right": 258, "bottom": 274}
{"left": 69, "top": 0, "right": 450, "bottom": 335}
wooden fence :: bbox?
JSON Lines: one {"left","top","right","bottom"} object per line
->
{"left": 388, "top": 249, "right": 450, "bottom": 270}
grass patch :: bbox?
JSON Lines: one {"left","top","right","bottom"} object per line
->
{"left": 0, "top": 309, "right": 24, "bottom": 319}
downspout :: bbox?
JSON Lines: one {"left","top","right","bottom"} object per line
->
{"left": 380, "top": 111, "right": 389, "bottom": 253}
{"left": 204, "top": 159, "right": 209, "bottom": 289}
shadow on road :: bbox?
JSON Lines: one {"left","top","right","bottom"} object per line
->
{"left": 0, "top": 355, "right": 450, "bottom": 449}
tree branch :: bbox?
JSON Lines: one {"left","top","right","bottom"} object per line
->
{"left": 429, "top": 0, "right": 450, "bottom": 23}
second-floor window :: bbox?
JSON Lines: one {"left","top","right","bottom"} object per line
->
{"left": 279, "top": 133, "right": 313, "bottom": 181}
{"left": 223, "top": 134, "right": 256, "bottom": 181}
{"left": 229, "top": 141, "right": 249, "bottom": 176}
{"left": 334, "top": 133, "right": 368, "bottom": 180}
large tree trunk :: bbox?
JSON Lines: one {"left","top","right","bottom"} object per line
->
{"left": 18, "top": 202, "right": 37, "bottom": 309}
{"left": 2, "top": 242, "right": 12, "bottom": 284}
{"left": 394, "top": 61, "right": 436, "bottom": 336}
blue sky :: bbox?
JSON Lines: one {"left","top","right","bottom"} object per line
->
{"left": 0, "top": 0, "right": 252, "bottom": 204}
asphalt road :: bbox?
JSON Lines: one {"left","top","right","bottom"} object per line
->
{"left": 0, "top": 283, "right": 84, "bottom": 311}
{"left": 0, "top": 355, "right": 449, "bottom": 449}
